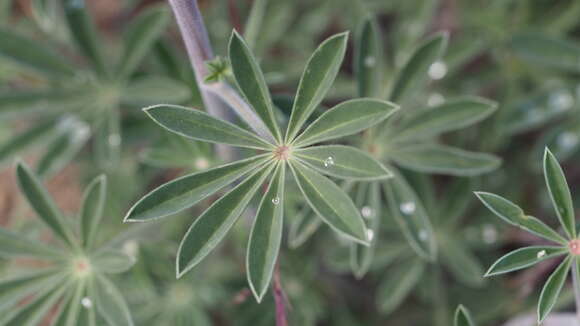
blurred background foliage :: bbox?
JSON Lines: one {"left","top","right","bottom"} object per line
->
{"left": 3, "top": 0, "right": 580, "bottom": 325}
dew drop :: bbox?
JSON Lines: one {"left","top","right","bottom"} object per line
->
{"left": 81, "top": 297, "right": 92, "bottom": 308}
{"left": 195, "top": 158, "right": 210, "bottom": 170}
{"left": 548, "top": 90, "right": 574, "bottom": 112}
{"left": 364, "top": 56, "right": 376, "bottom": 67}
{"left": 418, "top": 229, "right": 428, "bottom": 241}
{"left": 271, "top": 196, "right": 280, "bottom": 205}
{"left": 427, "top": 93, "right": 445, "bottom": 107}
{"left": 482, "top": 224, "right": 498, "bottom": 244}
{"left": 323, "top": 156, "right": 335, "bottom": 167}
{"left": 361, "top": 206, "right": 373, "bottom": 218}
{"left": 537, "top": 250, "right": 547, "bottom": 259}
{"left": 428, "top": 61, "right": 447, "bottom": 80}
{"left": 108, "top": 134, "right": 121, "bottom": 147}
{"left": 400, "top": 201, "right": 416, "bottom": 215}
{"left": 367, "top": 229, "right": 374, "bottom": 241}
{"left": 557, "top": 132, "right": 579, "bottom": 150}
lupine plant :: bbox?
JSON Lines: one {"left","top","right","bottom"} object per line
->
{"left": 0, "top": 0, "right": 188, "bottom": 175}
{"left": 477, "top": 148, "right": 580, "bottom": 323}
{"left": 124, "top": 30, "right": 397, "bottom": 302}
{"left": 0, "top": 162, "right": 134, "bottom": 325}
{"left": 5, "top": 0, "right": 580, "bottom": 325}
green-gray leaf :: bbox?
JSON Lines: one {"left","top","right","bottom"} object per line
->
{"left": 144, "top": 104, "right": 273, "bottom": 150}
{"left": 355, "top": 17, "right": 382, "bottom": 97}
{"left": 511, "top": 32, "right": 580, "bottom": 72}
{"left": 295, "top": 145, "right": 391, "bottom": 180}
{"left": 351, "top": 182, "right": 381, "bottom": 279}
{"left": 177, "top": 165, "right": 274, "bottom": 277}
{"left": 538, "top": 256, "right": 572, "bottom": 323}
{"left": 16, "top": 161, "right": 77, "bottom": 247}
{"left": 0, "top": 27, "right": 73, "bottom": 77}
{"left": 389, "top": 32, "right": 448, "bottom": 103}
{"left": 247, "top": 164, "right": 285, "bottom": 302}
{"left": 293, "top": 99, "right": 398, "bottom": 147}
{"left": 454, "top": 305, "right": 475, "bottom": 326}
{"left": 0, "top": 228, "right": 63, "bottom": 259}
{"left": 475, "top": 192, "right": 567, "bottom": 244}
{"left": 80, "top": 175, "right": 106, "bottom": 249}
{"left": 117, "top": 5, "right": 169, "bottom": 78}
{"left": 384, "top": 169, "right": 436, "bottom": 260}
{"left": 0, "top": 120, "right": 56, "bottom": 164}
{"left": 393, "top": 97, "right": 498, "bottom": 142}
{"left": 376, "top": 259, "right": 424, "bottom": 315}
{"left": 544, "top": 148, "right": 576, "bottom": 239}
{"left": 229, "top": 31, "right": 281, "bottom": 142}
{"left": 63, "top": 0, "right": 106, "bottom": 75}
{"left": 440, "top": 236, "right": 485, "bottom": 287}
{"left": 0, "top": 270, "right": 62, "bottom": 313}
{"left": 485, "top": 246, "right": 567, "bottom": 277}
{"left": 94, "top": 274, "right": 134, "bottom": 326}
{"left": 121, "top": 76, "right": 191, "bottom": 107}
{"left": 388, "top": 143, "right": 500, "bottom": 176}
{"left": 289, "top": 160, "right": 368, "bottom": 245}
{"left": 125, "top": 155, "right": 269, "bottom": 222}
{"left": 92, "top": 250, "right": 135, "bottom": 274}
{"left": 94, "top": 109, "right": 121, "bottom": 170}
{"left": 2, "top": 280, "right": 67, "bottom": 326}
{"left": 285, "top": 32, "right": 348, "bottom": 142}
{"left": 288, "top": 206, "right": 321, "bottom": 249}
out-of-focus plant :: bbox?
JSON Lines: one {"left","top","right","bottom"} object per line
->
{"left": 0, "top": 162, "right": 134, "bottom": 325}
{"left": 0, "top": 0, "right": 189, "bottom": 176}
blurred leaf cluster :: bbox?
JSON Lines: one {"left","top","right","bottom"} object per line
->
{"left": 3, "top": 0, "right": 580, "bottom": 325}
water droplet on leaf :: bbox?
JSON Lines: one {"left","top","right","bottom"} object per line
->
{"left": 482, "top": 224, "right": 498, "bottom": 244}
{"left": 271, "top": 196, "right": 280, "bottom": 205}
{"left": 361, "top": 206, "right": 373, "bottom": 218}
{"left": 108, "top": 134, "right": 121, "bottom": 147}
{"left": 81, "top": 297, "right": 92, "bottom": 308}
{"left": 428, "top": 61, "right": 447, "bottom": 80}
{"left": 364, "top": 56, "right": 376, "bottom": 67}
{"left": 418, "top": 229, "right": 428, "bottom": 241}
{"left": 537, "top": 250, "right": 547, "bottom": 259}
{"left": 427, "top": 93, "right": 445, "bottom": 107}
{"left": 548, "top": 90, "right": 573, "bottom": 112}
{"left": 400, "top": 201, "right": 416, "bottom": 215}
{"left": 366, "top": 229, "right": 374, "bottom": 241}
{"left": 323, "top": 156, "right": 334, "bottom": 167}
{"left": 557, "top": 132, "right": 579, "bottom": 150}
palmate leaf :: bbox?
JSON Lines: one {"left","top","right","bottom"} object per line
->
{"left": 292, "top": 98, "right": 399, "bottom": 147}
{"left": 392, "top": 97, "right": 498, "bottom": 142}
{"left": 94, "top": 274, "right": 134, "bottom": 326}
{"left": 376, "top": 259, "right": 424, "bottom": 315}
{"left": 177, "top": 164, "right": 275, "bottom": 277}
{"left": 125, "top": 155, "right": 270, "bottom": 222}
{"left": 16, "top": 161, "right": 77, "bottom": 247}
{"left": 289, "top": 160, "right": 368, "bottom": 245}
{"left": 144, "top": 104, "right": 273, "bottom": 150}
{"left": 0, "top": 27, "right": 74, "bottom": 77}
{"left": 543, "top": 148, "right": 576, "bottom": 239}
{"left": 2, "top": 284, "right": 69, "bottom": 326}
{"left": 80, "top": 175, "right": 106, "bottom": 249}
{"left": 350, "top": 182, "right": 381, "bottom": 279}
{"left": 229, "top": 31, "right": 282, "bottom": 142}
{"left": 355, "top": 17, "right": 382, "bottom": 97}
{"left": 388, "top": 32, "right": 448, "bottom": 103}
{"left": 117, "top": 5, "right": 169, "bottom": 78}
{"left": 475, "top": 192, "right": 567, "bottom": 244}
{"left": 0, "top": 120, "right": 57, "bottom": 164}
{"left": 538, "top": 256, "right": 572, "bottom": 323}
{"left": 485, "top": 246, "right": 567, "bottom": 277}
{"left": 0, "top": 270, "right": 63, "bottom": 313}
{"left": 63, "top": 0, "right": 106, "bottom": 76}
{"left": 388, "top": 143, "right": 500, "bottom": 177}
{"left": 454, "top": 305, "right": 475, "bottom": 326}
{"left": 52, "top": 282, "right": 86, "bottom": 326}
{"left": 247, "top": 163, "right": 285, "bottom": 302}
{"left": 285, "top": 32, "right": 348, "bottom": 142}
{"left": 384, "top": 168, "right": 436, "bottom": 260}
{"left": 0, "top": 228, "right": 63, "bottom": 259}
{"left": 288, "top": 205, "right": 322, "bottom": 249}
{"left": 295, "top": 145, "right": 391, "bottom": 180}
